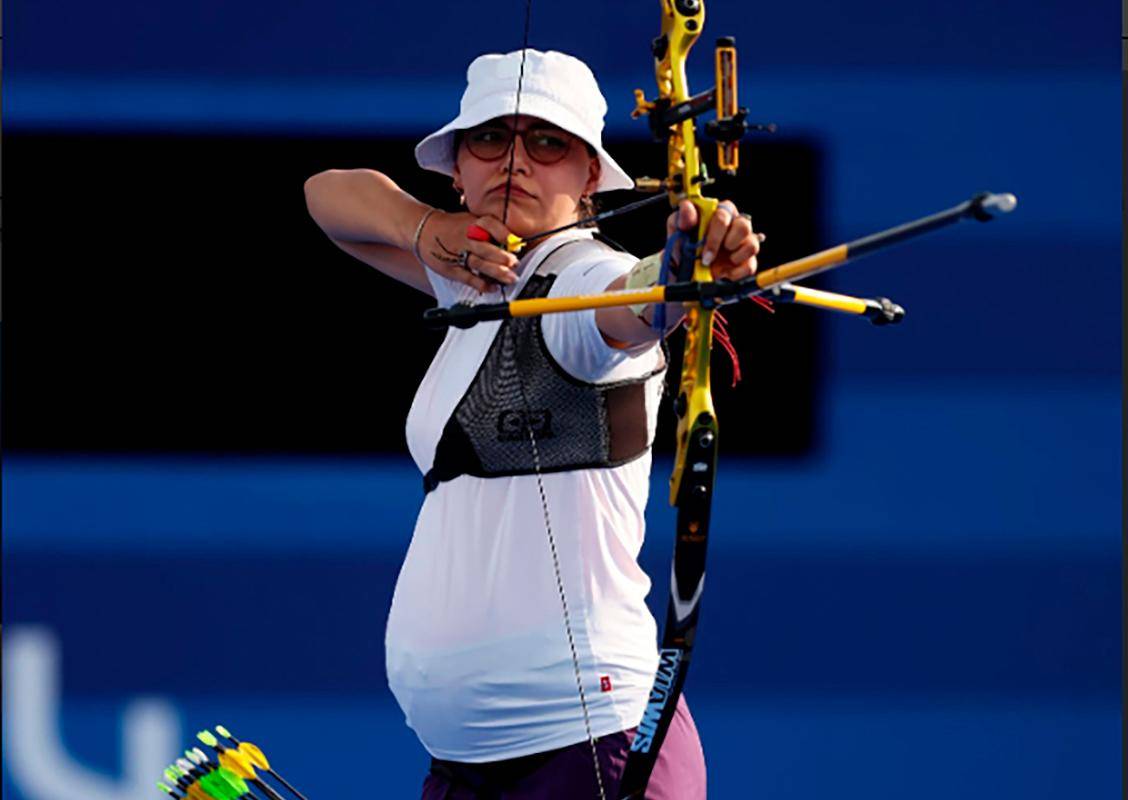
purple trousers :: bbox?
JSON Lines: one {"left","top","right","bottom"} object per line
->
{"left": 421, "top": 695, "right": 706, "bottom": 799}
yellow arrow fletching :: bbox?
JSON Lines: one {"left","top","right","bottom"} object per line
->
{"left": 238, "top": 742, "right": 270, "bottom": 770}
{"left": 218, "top": 748, "right": 257, "bottom": 780}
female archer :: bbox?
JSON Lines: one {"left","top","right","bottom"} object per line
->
{"left": 304, "top": 48, "right": 761, "bottom": 799}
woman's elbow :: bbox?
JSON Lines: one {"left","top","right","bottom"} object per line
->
{"left": 304, "top": 169, "right": 343, "bottom": 207}
{"left": 303, "top": 169, "right": 351, "bottom": 228}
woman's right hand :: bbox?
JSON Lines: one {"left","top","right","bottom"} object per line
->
{"left": 417, "top": 210, "right": 520, "bottom": 293}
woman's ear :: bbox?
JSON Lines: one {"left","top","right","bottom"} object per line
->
{"left": 451, "top": 163, "right": 466, "bottom": 204}
{"left": 585, "top": 158, "right": 602, "bottom": 196}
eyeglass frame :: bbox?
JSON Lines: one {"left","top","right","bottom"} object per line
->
{"left": 456, "top": 120, "right": 595, "bottom": 166}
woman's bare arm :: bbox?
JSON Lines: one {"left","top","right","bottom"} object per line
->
{"left": 304, "top": 169, "right": 434, "bottom": 295}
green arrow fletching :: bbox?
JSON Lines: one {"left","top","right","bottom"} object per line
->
{"left": 215, "top": 766, "right": 250, "bottom": 797}
{"left": 200, "top": 772, "right": 240, "bottom": 800}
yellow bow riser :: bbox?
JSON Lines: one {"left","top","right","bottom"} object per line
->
{"left": 652, "top": 0, "right": 720, "bottom": 505}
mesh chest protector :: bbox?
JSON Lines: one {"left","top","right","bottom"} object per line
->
{"left": 423, "top": 238, "right": 667, "bottom": 494}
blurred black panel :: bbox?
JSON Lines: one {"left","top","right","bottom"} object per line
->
{"left": 3, "top": 133, "right": 823, "bottom": 455}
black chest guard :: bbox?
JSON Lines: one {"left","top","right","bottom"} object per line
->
{"left": 423, "top": 237, "right": 667, "bottom": 494}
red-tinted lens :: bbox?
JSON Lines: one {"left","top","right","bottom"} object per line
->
{"left": 523, "top": 129, "right": 572, "bottom": 164}
{"left": 463, "top": 126, "right": 573, "bottom": 164}
{"left": 464, "top": 127, "right": 511, "bottom": 160}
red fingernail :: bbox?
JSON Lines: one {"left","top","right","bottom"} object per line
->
{"left": 467, "top": 224, "right": 490, "bottom": 242}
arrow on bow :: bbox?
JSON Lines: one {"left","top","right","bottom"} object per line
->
{"left": 425, "top": 189, "right": 1017, "bottom": 330}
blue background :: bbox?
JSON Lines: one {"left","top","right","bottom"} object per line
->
{"left": 3, "top": 0, "right": 1120, "bottom": 798}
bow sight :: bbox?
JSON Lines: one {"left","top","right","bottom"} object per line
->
{"left": 632, "top": 31, "right": 775, "bottom": 186}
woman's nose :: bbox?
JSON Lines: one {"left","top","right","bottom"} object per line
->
{"left": 502, "top": 134, "right": 532, "bottom": 172}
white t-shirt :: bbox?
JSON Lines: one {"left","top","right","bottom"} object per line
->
{"left": 387, "top": 229, "right": 666, "bottom": 762}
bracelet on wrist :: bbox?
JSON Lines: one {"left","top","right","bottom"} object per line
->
{"left": 411, "top": 207, "right": 439, "bottom": 266}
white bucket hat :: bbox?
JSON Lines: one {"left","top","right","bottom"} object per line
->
{"left": 414, "top": 49, "right": 635, "bottom": 194}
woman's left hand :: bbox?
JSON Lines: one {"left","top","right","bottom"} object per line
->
{"left": 666, "top": 199, "right": 764, "bottom": 280}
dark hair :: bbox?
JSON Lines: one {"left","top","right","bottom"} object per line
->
{"left": 578, "top": 193, "right": 599, "bottom": 226}
{"left": 578, "top": 141, "right": 600, "bottom": 227}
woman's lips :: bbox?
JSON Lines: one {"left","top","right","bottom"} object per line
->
{"left": 489, "top": 185, "right": 534, "bottom": 198}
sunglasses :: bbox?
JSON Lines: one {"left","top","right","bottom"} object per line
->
{"left": 463, "top": 124, "right": 576, "bottom": 165}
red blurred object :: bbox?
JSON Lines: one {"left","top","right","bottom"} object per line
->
{"left": 712, "top": 311, "right": 742, "bottom": 387}
{"left": 749, "top": 295, "right": 775, "bottom": 312}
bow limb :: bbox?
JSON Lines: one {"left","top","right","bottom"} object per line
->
{"left": 619, "top": 2, "right": 722, "bottom": 796}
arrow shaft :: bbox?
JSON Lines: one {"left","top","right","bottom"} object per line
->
{"left": 421, "top": 192, "right": 1013, "bottom": 329}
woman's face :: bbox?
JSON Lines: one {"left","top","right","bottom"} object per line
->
{"left": 452, "top": 115, "right": 601, "bottom": 237}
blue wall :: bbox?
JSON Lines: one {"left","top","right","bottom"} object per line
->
{"left": 2, "top": 0, "right": 1120, "bottom": 797}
